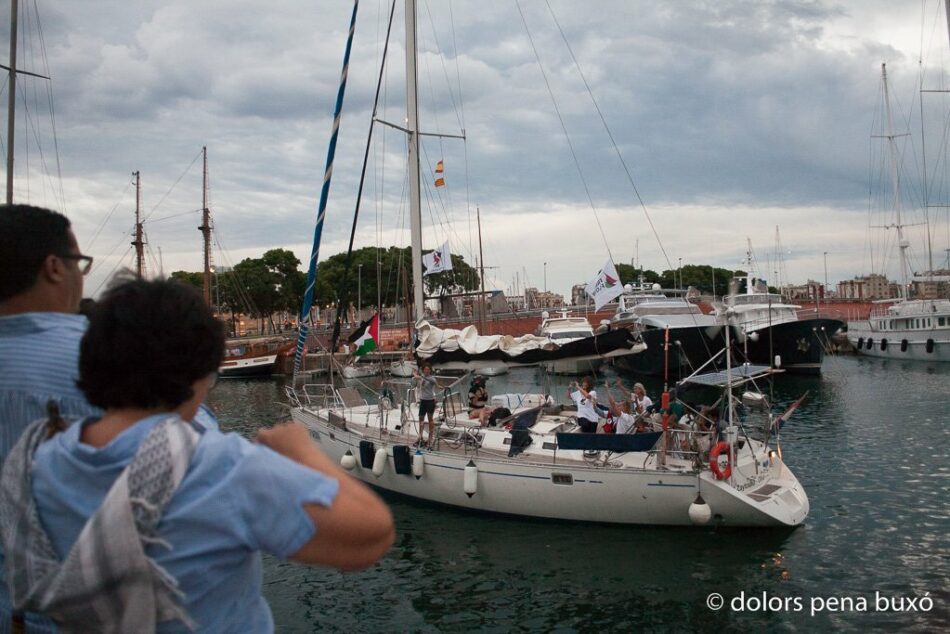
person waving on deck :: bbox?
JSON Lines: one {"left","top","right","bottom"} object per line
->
{"left": 568, "top": 377, "right": 599, "bottom": 433}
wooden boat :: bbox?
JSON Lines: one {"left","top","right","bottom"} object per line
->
{"left": 219, "top": 336, "right": 293, "bottom": 378}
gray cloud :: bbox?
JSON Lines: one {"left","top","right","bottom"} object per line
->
{"left": 3, "top": 0, "right": 946, "bottom": 297}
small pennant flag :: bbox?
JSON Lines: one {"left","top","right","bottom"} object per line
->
{"left": 435, "top": 160, "right": 444, "bottom": 173}
{"left": 771, "top": 391, "right": 808, "bottom": 432}
{"left": 348, "top": 313, "right": 379, "bottom": 356}
{"left": 422, "top": 241, "right": 453, "bottom": 276}
{"left": 434, "top": 177, "right": 445, "bottom": 187}
{"left": 584, "top": 257, "right": 623, "bottom": 310}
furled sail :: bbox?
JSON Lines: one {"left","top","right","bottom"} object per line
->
{"left": 414, "top": 320, "right": 645, "bottom": 368}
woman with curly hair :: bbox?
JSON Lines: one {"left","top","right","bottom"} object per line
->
{"left": 0, "top": 278, "right": 394, "bottom": 632}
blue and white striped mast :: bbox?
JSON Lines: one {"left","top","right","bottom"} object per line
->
{"left": 293, "top": 1, "right": 360, "bottom": 375}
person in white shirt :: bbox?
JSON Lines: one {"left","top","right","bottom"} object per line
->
{"left": 567, "top": 377, "right": 599, "bottom": 433}
{"left": 602, "top": 384, "right": 637, "bottom": 434}
{"left": 615, "top": 380, "right": 653, "bottom": 418}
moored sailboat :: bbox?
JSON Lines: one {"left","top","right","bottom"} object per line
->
{"left": 287, "top": 0, "right": 809, "bottom": 528}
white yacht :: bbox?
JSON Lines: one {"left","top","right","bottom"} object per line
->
{"left": 537, "top": 311, "right": 601, "bottom": 375}
{"left": 846, "top": 65, "right": 950, "bottom": 362}
{"left": 847, "top": 299, "right": 950, "bottom": 361}
{"left": 608, "top": 283, "right": 723, "bottom": 376}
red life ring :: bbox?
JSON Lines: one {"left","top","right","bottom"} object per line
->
{"left": 709, "top": 441, "right": 732, "bottom": 480}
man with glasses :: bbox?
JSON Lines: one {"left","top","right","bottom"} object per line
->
{"left": 0, "top": 204, "right": 98, "bottom": 632}
{"left": 0, "top": 206, "right": 222, "bottom": 632}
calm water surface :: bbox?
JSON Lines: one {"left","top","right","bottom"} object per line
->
{"left": 208, "top": 355, "right": 949, "bottom": 632}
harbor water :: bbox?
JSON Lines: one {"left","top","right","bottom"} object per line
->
{"left": 207, "top": 355, "right": 949, "bottom": 632}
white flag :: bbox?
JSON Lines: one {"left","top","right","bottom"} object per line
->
{"left": 423, "top": 241, "right": 453, "bottom": 276}
{"left": 585, "top": 258, "right": 623, "bottom": 310}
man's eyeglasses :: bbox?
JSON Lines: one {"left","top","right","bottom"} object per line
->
{"left": 58, "top": 253, "right": 94, "bottom": 275}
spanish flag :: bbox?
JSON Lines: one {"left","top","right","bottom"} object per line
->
{"left": 434, "top": 177, "right": 445, "bottom": 187}
{"left": 435, "top": 160, "right": 444, "bottom": 173}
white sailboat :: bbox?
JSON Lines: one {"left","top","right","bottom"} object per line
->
{"left": 846, "top": 64, "right": 950, "bottom": 361}
{"left": 288, "top": 0, "right": 809, "bottom": 528}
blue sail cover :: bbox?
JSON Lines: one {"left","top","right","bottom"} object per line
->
{"left": 294, "top": 1, "right": 360, "bottom": 375}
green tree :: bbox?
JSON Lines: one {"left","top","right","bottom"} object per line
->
{"left": 169, "top": 270, "right": 203, "bottom": 290}
{"left": 262, "top": 249, "right": 306, "bottom": 313}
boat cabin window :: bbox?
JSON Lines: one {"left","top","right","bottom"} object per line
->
{"left": 550, "top": 331, "right": 592, "bottom": 340}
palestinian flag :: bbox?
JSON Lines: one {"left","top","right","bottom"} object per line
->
{"left": 348, "top": 313, "right": 379, "bottom": 356}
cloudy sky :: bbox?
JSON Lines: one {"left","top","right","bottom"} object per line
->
{"left": 4, "top": 0, "right": 950, "bottom": 300}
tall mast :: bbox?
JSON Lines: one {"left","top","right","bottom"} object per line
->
{"left": 5, "top": 0, "right": 18, "bottom": 204}
{"left": 199, "top": 146, "right": 212, "bottom": 305}
{"left": 477, "top": 207, "right": 486, "bottom": 331}
{"left": 882, "top": 63, "right": 910, "bottom": 299}
{"left": 132, "top": 171, "right": 145, "bottom": 278}
{"left": 946, "top": 0, "right": 950, "bottom": 52}
{"left": 405, "top": 0, "right": 425, "bottom": 322}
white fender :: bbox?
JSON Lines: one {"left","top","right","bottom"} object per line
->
{"left": 463, "top": 460, "right": 478, "bottom": 497}
{"left": 372, "top": 448, "right": 387, "bottom": 477}
{"left": 688, "top": 493, "right": 712, "bottom": 525}
{"left": 340, "top": 450, "right": 357, "bottom": 471}
{"left": 412, "top": 450, "right": 425, "bottom": 479}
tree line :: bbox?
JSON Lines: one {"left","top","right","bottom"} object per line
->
{"left": 170, "top": 247, "right": 749, "bottom": 332}
{"left": 614, "top": 262, "right": 745, "bottom": 296}
{"left": 170, "top": 246, "right": 480, "bottom": 330}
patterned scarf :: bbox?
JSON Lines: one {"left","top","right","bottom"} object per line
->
{"left": 0, "top": 414, "right": 200, "bottom": 633}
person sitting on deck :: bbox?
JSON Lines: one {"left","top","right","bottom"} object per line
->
{"left": 693, "top": 405, "right": 720, "bottom": 457}
{"left": 467, "top": 375, "right": 495, "bottom": 426}
{"left": 567, "top": 377, "right": 599, "bottom": 434}
{"left": 0, "top": 277, "right": 395, "bottom": 633}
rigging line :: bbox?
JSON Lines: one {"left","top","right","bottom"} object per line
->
{"left": 329, "top": 0, "right": 395, "bottom": 354}
{"left": 418, "top": 146, "right": 475, "bottom": 275}
{"left": 31, "top": 0, "right": 66, "bottom": 212}
{"left": 147, "top": 208, "right": 201, "bottom": 224}
{"left": 86, "top": 180, "right": 133, "bottom": 251}
{"left": 140, "top": 148, "right": 203, "bottom": 224}
{"left": 419, "top": 142, "right": 466, "bottom": 258}
{"left": 544, "top": 0, "right": 672, "bottom": 272}
{"left": 421, "top": 0, "right": 464, "bottom": 133}
{"left": 91, "top": 248, "right": 135, "bottom": 296}
{"left": 210, "top": 230, "right": 261, "bottom": 316}
{"left": 446, "top": 1, "right": 474, "bottom": 261}
{"left": 514, "top": 0, "right": 612, "bottom": 261}
{"left": 88, "top": 226, "right": 135, "bottom": 279}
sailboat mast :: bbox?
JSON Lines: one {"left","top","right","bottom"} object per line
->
{"left": 881, "top": 63, "right": 909, "bottom": 299}
{"left": 405, "top": 0, "right": 425, "bottom": 323}
{"left": 132, "top": 170, "right": 145, "bottom": 278}
{"left": 5, "top": 0, "right": 18, "bottom": 204}
{"left": 946, "top": 0, "right": 950, "bottom": 51}
{"left": 477, "top": 206, "right": 486, "bottom": 331}
{"left": 200, "top": 146, "right": 212, "bottom": 305}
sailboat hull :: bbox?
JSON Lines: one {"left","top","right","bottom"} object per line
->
{"left": 291, "top": 404, "right": 808, "bottom": 527}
